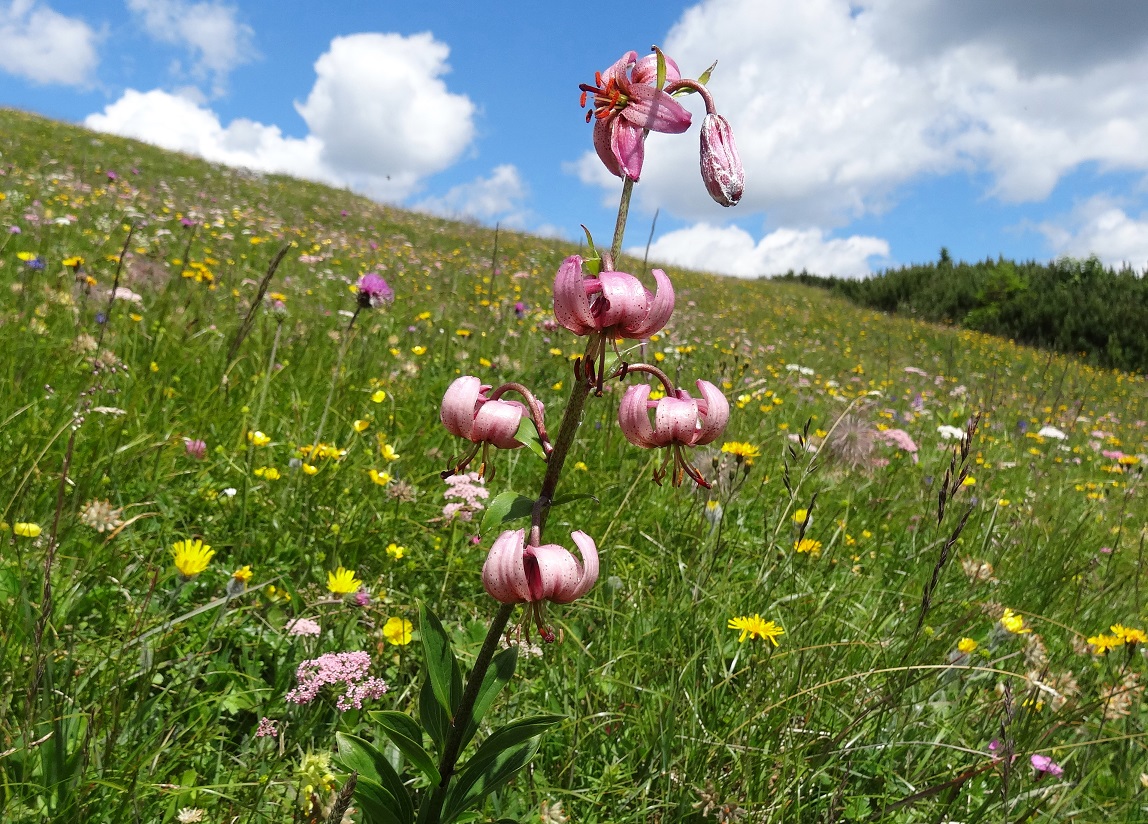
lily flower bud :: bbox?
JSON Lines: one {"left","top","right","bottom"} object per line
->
{"left": 699, "top": 113, "right": 744, "bottom": 207}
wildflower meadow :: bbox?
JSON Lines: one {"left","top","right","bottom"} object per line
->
{"left": 2, "top": 43, "right": 1148, "bottom": 824}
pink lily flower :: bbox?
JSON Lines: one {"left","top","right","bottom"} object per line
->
{"left": 699, "top": 113, "right": 744, "bottom": 207}
{"left": 553, "top": 255, "right": 674, "bottom": 340}
{"left": 579, "top": 50, "right": 692, "bottom": 181}
{"left": 618, "top": 379, "right": 730, "bottom": 487}
{"left": 440, "top": 376, "right": 528, "bottom": 450}
{"left": 482, "top": 528, "right": 599, "bottom": 642}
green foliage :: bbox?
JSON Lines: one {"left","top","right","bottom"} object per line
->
{"left": 779, "top": 252, "right": 1148, "bottom": 373}
{"left": 1, "top": 108, "right": 1147, "bottom": 823}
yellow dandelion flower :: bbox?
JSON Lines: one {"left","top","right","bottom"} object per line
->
{"left": 13, "top": 522, "right": 42, "bottom": 538}
{"left": 385, "top": 542, "right": 405, "bottom": 560}
{"left": 957, "top": 637, "right": 978, "bottom": 654}
{"left": 172, "top": 539, "right": 214, "bottom": 577}
{"left": 999, "top": 607, "right": 1031, "bottom": 634}
{"left": 1088, "top": 633, "right": 1123, "bottom": 654}
{"left": 369, "top": 469, "right": 392, "bottom": 486}
{"left": 721, "top": 441, "right": 762, "bottom": 463}
{"left": 383, "top": 616, "right": 413, "bottom": 645}
{"left": 1112, "top": 624, "right": 1148, "bottom": 645}
{"left": 247, "top": 430, "right": 271, "bottom": 446}
{"left": 794, "top": 538, "right": 822, "bottom": 556}
{"left": 327, "top": 567, "right": 362, "bottom": 594}
{"left": 727, "top": 614, "right": 785, "bottom": 645}
{"left": 232, "top": 565, "right": 253, "bottom": 583}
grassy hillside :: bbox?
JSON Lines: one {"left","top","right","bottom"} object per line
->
{"left": 2, "top": 107, "right": 1147, "bottom": 823}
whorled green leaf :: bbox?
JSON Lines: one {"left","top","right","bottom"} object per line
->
{"left": 697, "top": 59, "right": 718, "bottom": 86}
{"left": 441, "top": 714, "right": 562, "bottom": 822}
{"left": 458, "top": 645, "right": 518, "bottom": 751}
{"left": 370, "top": 710, "right": 441, "bottom": 784}
{"left": 655, "top": 47, "right": 667, "bottom": 90}
{"left": 513, "top": 417, "right": 547, "bottom": 461}
{"left": 354, "top": 776, "right": 409, "bottom": 824}
{"left": 420, "top": 675, "right": 449, "bottom": 751}
{"left": 480, "top": 490, "right": 536, "bottom": 535}
{"left": 419, "top": 603, "right": 460, "bottom": 717}
{"left": 334, "top": 733, "right": 413, "bottom": 824}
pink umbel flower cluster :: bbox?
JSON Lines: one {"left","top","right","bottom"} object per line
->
{"left": 442, "top": 471, "right": 489, "bottom": 521}
{"left": 285, "top": 651, "right": 388, "bottom": 712}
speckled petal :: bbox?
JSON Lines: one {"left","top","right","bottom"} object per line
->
{"left": 524, "top": 544, "right": 582, "bottom": 602}
{"left": 482, "top": 529, "right": 530, "bottom": 604}
{"left": 563, "top": 531, "right": 599, "bottom": 603}
{"left": 553, "top": 255, "right": 597, "bottom": 335}
{"left": 595, "top": 271, "right": 649, "bottom": 331}
{"left": 625, "top": 268, "right": 674, "bottom": 338}
{"left": 692, "top": 380, "right": 730, "bottom": 445}
{"left": 654, "top": 395, "right": 699, "bottom": 445}
{"left": 473, "top": 399, "right": 525, "bottom": 450}
{"left": 618, "top": 383, "right": 660, "bottom": 448}
{"left": 440, "top": 376, "right": 483, "bottom": 441}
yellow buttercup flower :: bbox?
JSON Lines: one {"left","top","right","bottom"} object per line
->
{"left": 999, "top": 607, "right": 1031, "bottom": 634}
{"left": 352, "top": 419, "right": 370, "bottom": 433}
{"left": 727, "top": 614, "right": 784, "bottom": 645}
{"left": 371, "top": 389, "right": 387, "bottom": 403}
{"left": 380, "top": 443, "right": 400, "bottom": 461}
{"left": 383, "top": 616, "right": 413, "bottom": 645}
{"left": 327, "top": 567, "right": 362, "bottom": 594}
{"left": 172, "top": 539, "right": 214, "bottom": 577}
{"left": 957, "top": 637, "right": 978, "bottom": 654}
{"left": 14, "top": 522, "right": 42, "bottom": 538}
{"left": 369, "top": 469, "right": 392, "bottom": 486}
{"left": 302, "top": 463, "right": 319, "bottom": 475}
{"left": 385, "top": 542, "right": 405, "bottom": 560}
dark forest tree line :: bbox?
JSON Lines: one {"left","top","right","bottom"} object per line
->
{"left": 776, "top": 252, "right": 1148, "bottom": 374}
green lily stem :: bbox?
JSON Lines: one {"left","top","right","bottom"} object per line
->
{"left": 421, "top": 176, "right": 636, "bottom": 823}
{"left": 420, "top": 602, "right": 516, "bottom": 823}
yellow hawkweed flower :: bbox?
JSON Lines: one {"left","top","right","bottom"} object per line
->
{"left": 172, "top": 539, "right": 214, "bottom": 577}
{"left": 957, "top": 637, "right": 978, "bottom": 654}
{"left": 999, "top": 607, "right": 1031, "bottom": 634}
{"left": 383, "top": 616, "right": 413, "bottom": 645}
{"left": 1112, "top": 624, "right": 1148, "bottom": 645}
{"left": 1088, "top": 633, "right": 1122, "bottom": 654}
{"left": 794, "top": 538, "right": 822, "bottom": 556}
{"left": 62, "top": 256, "right": 84, "bottom": 267}
{"left": 727, "top": 614, "right": 785, "bottom": 645}
{"left": 13, "top": 522, "right": 42, "bottom": 538}
{"left": 721, "top": 441, "right": 762, "bottom": 463}
{"left": 326, "top": 567, "right": 362, "bottom": 594}
{"left": 232, "top": 565, "right": 254, "bottom": 584}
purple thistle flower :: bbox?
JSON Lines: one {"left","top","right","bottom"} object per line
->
{"left": 356, "top": 273, "right": 394, "bottom": 309}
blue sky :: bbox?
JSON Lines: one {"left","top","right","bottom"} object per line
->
{"left": 2, "top": 0, "right": 1148, "bottom": 278}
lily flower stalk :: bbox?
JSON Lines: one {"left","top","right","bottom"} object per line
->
{"left": 553, "top": 254, "right": 674, "bottom": 386}
{"left": 579, "top": 50, "right": 692, "bottom": 182}
{"left": 482, "top": 528, "right": 599, "bottom": 642}
{"left": 618, "top": 378, "right": 730, "bottom": 487}
{"left": 440, "top": 376, "right": 549, "bottom": 477}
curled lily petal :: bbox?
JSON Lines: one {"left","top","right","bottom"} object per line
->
{"left": 611, "top": 120, "right": 646, "bottom": 181}
{"left": 565, "top": 531, "right": 599, "bottom": 602}
{"left": 482, "top": 529, "right": 531, "bottom": 603}
{"left": 553, "top": 255, "right": 596, "bottom": 335}
{"left": 595, "top": 271, "right": 651, "bottom": 330}
{"left": 618, "top": 83, "right": 692, "bottom": 134}
{"left": 618, "top": 383, "right": 659, "bottom": 448}
{"left": 627, "top": 268, "right": 674, "bottom": 338}
{"left": 655, "top": 395, "right": 700, "bottom": 445}
{"left": 592, "top": 117, "right": 623, "bottom": 178}
{"left": 440, "top": 376, "right": 483, "bottom": 441}
{"left": 693, "top": 379, "right": 730, "bottom": 445}
{"left": 525, "top": 544, "right": 583, "bottom": 602}
{"left": 631, "top": 52, "right": 682, "bottom": 87}
{"left": 473, "top": 400, "right": 525, "bottom": 450}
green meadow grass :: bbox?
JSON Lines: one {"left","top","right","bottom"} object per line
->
{"left": 1, "top": 107, "right": 1147, "bottom": 822}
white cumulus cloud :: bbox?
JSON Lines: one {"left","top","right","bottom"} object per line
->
{"left": 1040, "top": 197, "right": 1148, "bottom": 271}
{"left": 126, "top": 0, "right": 255, "bottom": 95}
{"left": 0, "top": 0, "right": 100, "bottom": 87}
{"left": 414, "top": 164, "right": 529, "bottom": 226}
{"left": 577, "top": 0, "right": 1148, "bottom": 230}
{"left": 639, "top": 223, "right": 889, "bottom": 279}
{"left": 84, "top": 31, "right": 477, "bottom": 202}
